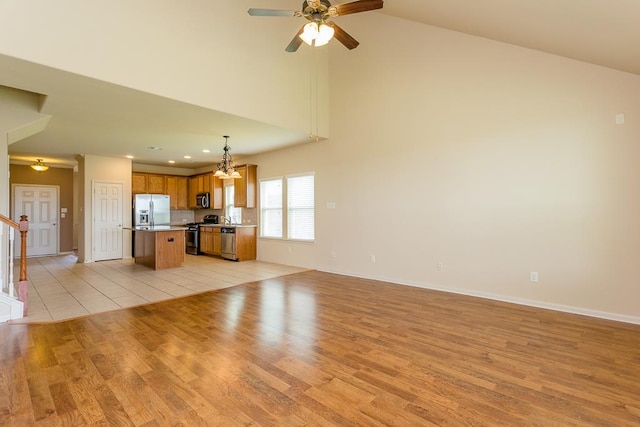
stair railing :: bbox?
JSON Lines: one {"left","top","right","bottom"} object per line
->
{"left": 1, "top": 214, "right": 28, "bottom": 317}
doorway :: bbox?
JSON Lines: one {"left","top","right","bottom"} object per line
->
{"left": 12, "top": 185, "right": 59, "bottom": 257}
{"left": 93, "top": 182, "right": 124, "bottom": 261}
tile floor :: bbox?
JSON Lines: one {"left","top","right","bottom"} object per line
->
{"left": 12, "top": 253, "right": 308, "bottom": 323}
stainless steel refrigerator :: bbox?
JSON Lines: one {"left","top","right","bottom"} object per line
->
{"left": 133, "top": 194, "right": 170, "bottom": 227}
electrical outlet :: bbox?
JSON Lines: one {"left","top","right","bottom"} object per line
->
{"left": 530, "top": 272, "right": 539, "bottom": 283}
{"left": 436, "top": 261, "right": 443, "bottom": 271}
{"left": 331, "top": 251, "right": 336, "bottom": 259}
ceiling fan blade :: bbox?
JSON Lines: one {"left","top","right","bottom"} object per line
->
{"left": 286, "top": 26, "right": 306, "bottom": 52}
{"left": 330, "top": 22, "right": 359, "bottom": 50}
{"left": 248, "top": 8, "right": 301, "bottom": 17}
{"left": 328, "top": 0, "right": 383, "bottom": 17}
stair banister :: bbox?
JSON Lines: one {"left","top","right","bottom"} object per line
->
{"left": 0, "top": 214, "right": 28, "bottom": 317}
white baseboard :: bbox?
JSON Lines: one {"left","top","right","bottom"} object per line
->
{"left": 318, "top": 269, "right": 640, "bottom": 326}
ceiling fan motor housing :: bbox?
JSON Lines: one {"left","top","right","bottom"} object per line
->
{"left": 303, "top": 0, "right": 331, "bottom": 19}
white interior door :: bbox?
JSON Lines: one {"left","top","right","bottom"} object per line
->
{"left": 93, "top": 182, "right": 124, "bottom": 261}
{"left": 13, "top": 185, "right": 59, "bottom": 257}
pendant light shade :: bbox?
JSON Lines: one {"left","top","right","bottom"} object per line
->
{"left": 214, "top": 136, "right": 241, "bottom": 179}
{"left": 31, "top": 159, "right": 49, "bottom": 172}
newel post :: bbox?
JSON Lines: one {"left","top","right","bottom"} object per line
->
{"left": 18, "top": 215, "right": 28, "bottom": 315}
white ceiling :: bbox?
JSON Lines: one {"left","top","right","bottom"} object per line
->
{"left": 383, "top": 0, "right": 640, "bottom": 76}
{"left": 4, "top": 0, "right": 639, "bottom": 171}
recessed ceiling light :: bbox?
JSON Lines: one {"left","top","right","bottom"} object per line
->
{"left": 168, "top": 160, "right": 175, "bottom": 164}
{"left": 147, "top": 146, "right": 162, "bottom": 150}
{"left": 184, "top": 155, "right": 191, "bottom": 159}
{"left": 125, "top": 155, "right": 134, "bottom": 159}
{"left": 202, "top": 149, "right": 210, "bottom": 153}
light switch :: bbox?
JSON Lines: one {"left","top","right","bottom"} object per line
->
{"left": 615, "top": 113, "right": 625, "bottom": 124}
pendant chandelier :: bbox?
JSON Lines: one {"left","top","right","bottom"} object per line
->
{"left": 213, "top": 136, "right": 241, "bottom": 179}
{"left": 30, "top": 158, "right": 49, "bottom": 172}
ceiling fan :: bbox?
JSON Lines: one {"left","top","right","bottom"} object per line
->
{"left": 248, "top": 0, "right": 384, "bottom": 52}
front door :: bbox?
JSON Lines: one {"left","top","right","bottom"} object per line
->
{"left": 93, "top": 182, "right": 124, "bottom": 261}
{"left": 13, "top": 185, "right": 59, "bottom": 257}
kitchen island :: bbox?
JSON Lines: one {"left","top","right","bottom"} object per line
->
{"left": 134, "top": 226, "right": 187, "bottom": 270}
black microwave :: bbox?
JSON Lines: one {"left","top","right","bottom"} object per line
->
{"left": 196, "top": 192, "right": 209, "bottom": 209}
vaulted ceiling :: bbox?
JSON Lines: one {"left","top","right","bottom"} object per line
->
{"left": 4, "top": 1, "right": 639, "bottom": 170}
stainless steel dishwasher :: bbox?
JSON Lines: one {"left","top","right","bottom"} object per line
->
{"left": 220, "top": 227, "right": 237, "bottom": 260}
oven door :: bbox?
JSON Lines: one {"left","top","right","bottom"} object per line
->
{"left": 185, "top": 228, "right": 199, "bottom": 255}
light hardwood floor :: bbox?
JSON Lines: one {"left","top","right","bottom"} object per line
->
{"left": 1, "top": 268, "right": 639, "bottom": 425}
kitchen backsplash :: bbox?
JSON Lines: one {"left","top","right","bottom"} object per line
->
{"left": 170, "top": 209, "right": 195, "bottom": 225}
{"left": 170, "top": 208, "right": 257, "bottom": 225}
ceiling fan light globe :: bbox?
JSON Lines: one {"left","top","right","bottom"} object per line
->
{"left": 300, "top": 22, "right": 319, "bottom": 45}
{"left": 315, "top": 23, "right": 334, "bottom": 46}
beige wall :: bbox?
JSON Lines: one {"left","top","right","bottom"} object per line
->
{"left": 0, "top": 1, "right": 329, "bottom": 138}
{"left": 76, "top": 155, "right": 132, "bottom": 262}
{"left": 0, "top": 86, "right": 49, "bottom": 215}
{"left": 249, "top": 15, "right": 640, "bottom": 322}
{"left": 9, "top": 165, "right": 75, "bottom": 252}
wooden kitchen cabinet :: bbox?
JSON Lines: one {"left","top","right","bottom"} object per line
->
{"left": 147, "top": 174, "right": 166, "bottom": 194}
{"left": 189, "top": 174, "right": 209, "bottom": 209}
{"left": 132, "top": 173, "right": 148, "bottom": 194}
{"left": 210, "top": 173, "right": 223, "bottom": 209}
{"left": 212, "top": 228, "right": 221, "bottom": 255}
{"left": 235, "top": 227, "right": 257, "bottom": 261}
{"left": 166, "top": 176, "right": 188, "bottom": 209}
{"left": 200, "top": 226, "right": 214, "bottom": 255}
{"left": 234, "top": 164, "right": 257, "bottom": 208}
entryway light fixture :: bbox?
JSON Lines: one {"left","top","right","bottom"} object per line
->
{"left": 30, "top": 159, "right": 49, "bottom": 172}
{"left": 213, "top": 136, "right": 241, "bottom": 179}
{"left": 300, "top": 21, "right": 335, "bottom": 47}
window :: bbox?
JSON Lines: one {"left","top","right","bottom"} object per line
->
{"left": 225, "top": 185, "right": 242, "bottom": 224}
{"left": 259, "top": 173, "right": 314, "bottom": 241}
{"left": 287, "top": 174, "right": 314, "bottom": 241}
{"left": 260, "top": 178, "right": 283, "bottom": 238}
